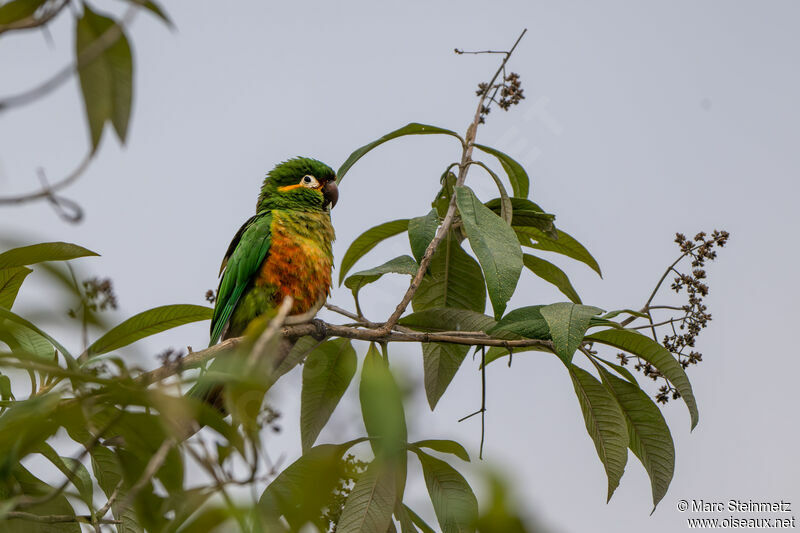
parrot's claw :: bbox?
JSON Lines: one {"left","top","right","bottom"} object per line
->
{"left": 311, "top": 318, "right": 328, "bottom": 341}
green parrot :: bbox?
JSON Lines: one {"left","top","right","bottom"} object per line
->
{"left": 192, "top": 157, "right": 338, "bottom": 408}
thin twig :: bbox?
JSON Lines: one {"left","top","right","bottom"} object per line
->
{"left": 619, "top": 241, "right": 707, "bottom": 328}
{"left": 454, "top": 48, "right": 507, "bottom": 55}
{"left": 95, "top": 480, "right": 124, "bottom": 519}
{"left": 480, "top": 346, "right": 486, "bottom": 459}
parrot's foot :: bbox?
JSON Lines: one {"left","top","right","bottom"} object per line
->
{"left": 311, "top": 318, "right": 328, "bottom": 341}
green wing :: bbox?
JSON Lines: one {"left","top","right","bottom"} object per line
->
{"left": 209, "top": 212, "right": 273, "bottom": 345}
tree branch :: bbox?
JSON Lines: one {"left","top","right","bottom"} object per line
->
{"left": 136, "top": 319, "right": 553, "bottom": 387}
{"left": 378, "top": 29, "right": 527, "bottom": 333}
{"left": 5, "top": 511, "right": 119, "bottom": 525}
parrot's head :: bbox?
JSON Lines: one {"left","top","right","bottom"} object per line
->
{"left": 257, "top": 157, "right": 338, "bottom": 212}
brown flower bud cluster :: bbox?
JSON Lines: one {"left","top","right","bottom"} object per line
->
{"left": 67, "top": 277, "right": 118, "bottom": 319}
{"left": 83, "top": 277, "right": 118, "bottom": 311}
{"left": 476, "top": 72, "right": 525, "bottom": 123}
{"left": 618, "top": 229, "right": 729, "bottom": 404}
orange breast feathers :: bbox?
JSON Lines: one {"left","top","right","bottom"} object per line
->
{"left": 256, "top": 223, "right": 333, "bottom": 315}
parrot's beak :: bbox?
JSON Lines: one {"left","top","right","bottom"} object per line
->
{"left": 322, "top": 180, "right": 339, "bottom": 209}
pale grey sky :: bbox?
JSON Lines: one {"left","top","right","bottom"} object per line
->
{"left": 2, "top": 1, "right": 799, "bottom": 531}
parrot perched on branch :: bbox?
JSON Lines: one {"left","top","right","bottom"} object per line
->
{"left": 193, "top": 157, "right": 338, "bottom": 408}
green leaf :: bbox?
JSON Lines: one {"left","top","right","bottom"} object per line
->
{"left": 339, "top": 219, "right": 410, "bottom": 285}
{"left": 601, "top": 309, "right": 648, "bottom": 320}
{"left": 3, "top": 465, "right": 81, "bottom": 533}
{"left": 411, "top": 230, "right": 486, "bottom": 409}
{"left": 360, "top": 343, "right": 407, "bottom": 502}
{"left": 0, "top": 267, "right": 31, "bottom": 309}
{"left": 88, "top": 304, "right": 212, "bottom": 356}
{"left": 488, "top": 305, "right": 549, "bottom": 340}
{"left": 0, "top": 0, "right": 46, "bottom": 26}
{"left": 485, "top": 198, "right": 557, "bottom": 238}
{"left": 35, "top": 442, "right": 94, "bottom": 507}
{"left": 593, "top": 355, "right": 638, "bottom": 384}
{"left": 0, "top": 242, "right": 98, "bottom": 270}
{"left": 455, "top": 185, "right": 523, "bottom": 319}
{"left": 0, "top": 307, "right": 71, "bottom": 360}
{"left": 432, "top": 171, "right": 457, "bottom": 218}
{"left": 540, "top": 303, "right": 603, "bottom": 365}
{"left": 569, "top": 365, "right": 628, "bottom": 502}
{"left": 175, "top": 506, "right": 232, "bottom": 533}
{"left": 360, "top": 344, "right": 407, "bottom": 459}
{"left": 75, "top": 6, "right": 134, "bottom": 150}
{"left": 596, "top": 366, "right": 675, "bottom": 510}
{"left": 484, "top": 197, "right": 545, "bottom": 213}
{"left": 338, "top": 123, "right": 463, "bottom": 182}
{"left": 412, "top": 230, "right": 485, "bottom": 313}
{"left": 413, "top": 449, "right": 478, "bottom": 533}
{"left": 403, "top": 505, "right": 436, "bottom": 533}
{"left": 257, "top": 440, "right": 365, "bottom": 530}
{"left": 516, "top": 227, "right": 601, "bottom": 277}
{"left": 411, "top": 439, "right": 470, "bottom": 462}
{"left": 94, "top": 410, "right": 183, "bottom": 495}
{"left": 586, "top": 329, "right": 699, "bottom": 430}
{"left": 300, "top": 338, "right": 357, "bottom": 451}
{"left": 408, "top": 209, "right": 439, "bottom": 263}
{"left": 511, "top": 210, "right": 557, "bottom": 236}
{"left": 473, "top": 144, "right": 530, "bottom": 198}
{"left": 421, "top": 343, "right": 469, "bottom": 410}
{"left": 0, "top": 372, "right": 12, "bottom": 401}
{"left": 483, "top": 345, "right": 546, "bottom": 367}
{"left": 338, "top": 460, "right": 397, "bottom": 533}
{"left": 89, "top": 446, "right": 142, "bottom": 533}
{"left": 132, "top": 0, "right": 173, "bottom": 28}
{"left": 399, "top": 308, "right": 495, "bottom": 333}
{"left": 473, "top": 472, "right": 532, "bottom": 533}
{"left": 273, "top": 335, "right": 321, "bottom": 383}
{"left": 0, "top": 319, "right": 54, "bottom": 360}
{"left": 345, "top": 255, "right": 418, "bottom": 301}
{"left": 0, "top": 394, "right": 62, "bottom": 470}
{"left": 523, "top": 254, "right": 581, "bottom": 303}
{"left": 474, "top": 163, "right": 512, "bottom": 224}
{"left": 395, "top": 505, "right": 420, "bottom": 533}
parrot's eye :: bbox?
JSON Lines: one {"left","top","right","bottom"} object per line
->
{"left": 301, "top": 175, "right": 319, "bottom": 188}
